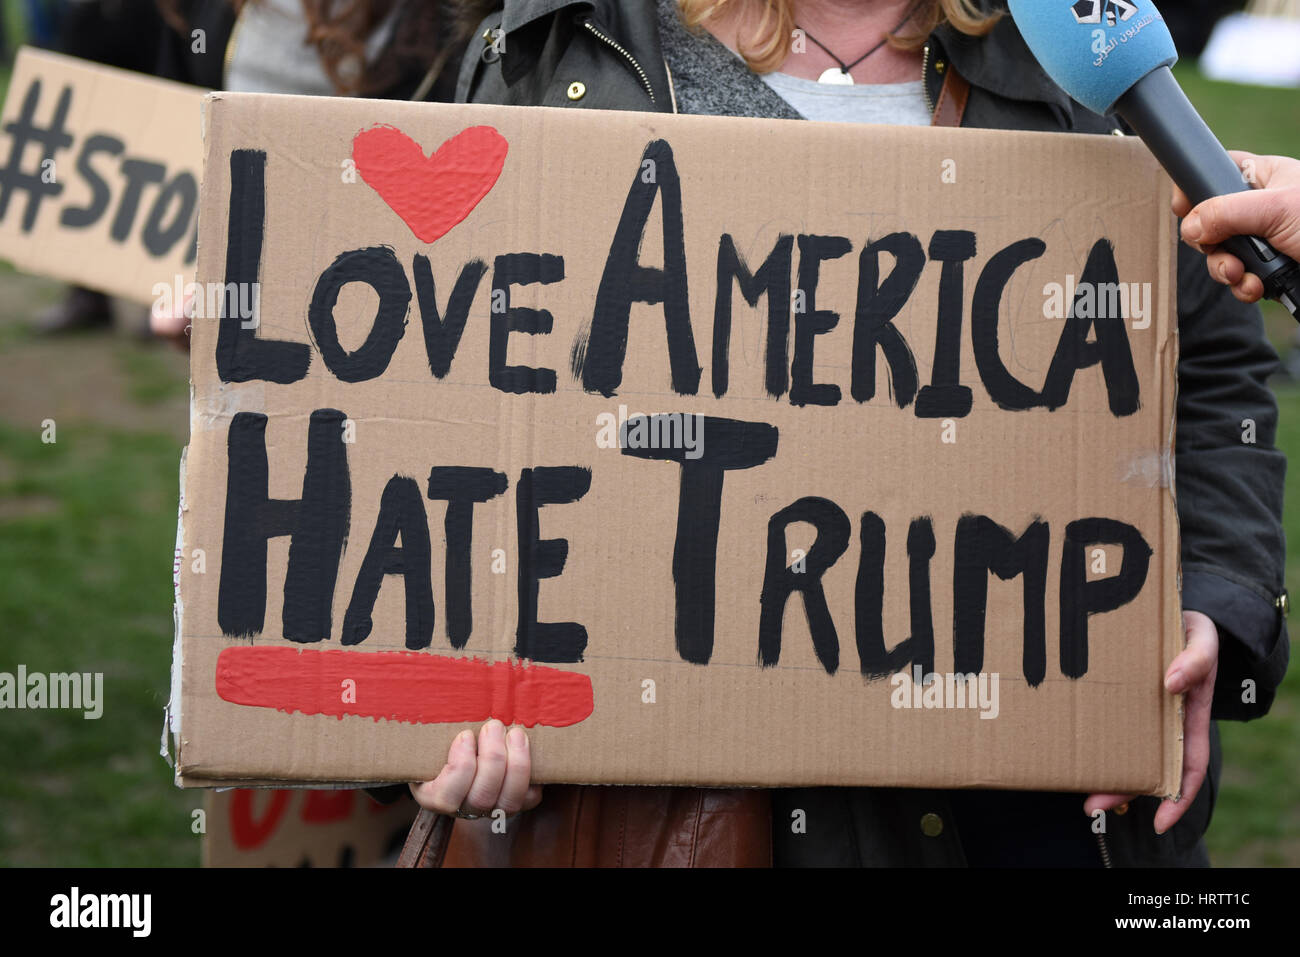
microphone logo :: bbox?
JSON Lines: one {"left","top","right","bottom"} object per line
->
{"left": 1071, "top": 0, "right": 1137, "bottom": 26}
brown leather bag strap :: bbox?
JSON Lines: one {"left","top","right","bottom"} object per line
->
{"left": 396, "top": 808, "right": 453, "bottom": 868}
{"left": 930, "top": 63, "right": 971, "bottom": 128}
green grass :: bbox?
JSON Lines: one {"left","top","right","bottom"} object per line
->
{"left": 1207, "top": 386, "right": 1300, "bottom": 866}
{"left": 0, "top": 420, "right": 200, "bottom": 866}
{"left": 115, "top": 343, "right": 190, "bottom": 407}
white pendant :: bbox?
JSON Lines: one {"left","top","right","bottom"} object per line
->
{"left": 817, "top": 67, "right": 854, "bottom": 85}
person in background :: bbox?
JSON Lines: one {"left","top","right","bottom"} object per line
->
{"left": 22, "top": 0, "right": 62, "bottom": 50}
{"left": 154, "top": 0, "right": 465, "bottom": 99}
{"left": 32, "top": 0, "right": 168, "bottom": 335}
{"left": 1160, "top": 0, "right": 1247, "bottom": 59}
{"left": 149, "top": 0, "right": 476, "bottom": 347}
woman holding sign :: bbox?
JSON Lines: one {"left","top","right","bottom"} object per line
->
{"left": 398, "top": 0, "right": 1289, "bottom": 870}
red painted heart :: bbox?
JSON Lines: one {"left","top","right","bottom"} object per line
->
{"left": 351, "top": 124, "right": 508, "bottom": 244}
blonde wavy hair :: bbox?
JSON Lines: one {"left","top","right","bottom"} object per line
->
{"left": 678, "top": 0, "right": 1002, "bottom": 73}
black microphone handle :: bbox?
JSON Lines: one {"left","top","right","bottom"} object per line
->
{"left": 1114, "top": 67, "right": 1300, "bottom": 319}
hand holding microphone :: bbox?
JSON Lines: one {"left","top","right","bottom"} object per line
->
{"left": 1175, "top": 152, "right": 1300, "bottom": 304}
{"left": 1007, "top": 0, "right": 1300, "bottom": 321}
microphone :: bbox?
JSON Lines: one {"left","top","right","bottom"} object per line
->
{"left": 1007, "top": 0, "right": 1300, "bottom": 320}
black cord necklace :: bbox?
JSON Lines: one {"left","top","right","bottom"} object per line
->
{"left": 797, "top": 3, "right": 923, "bottom": 85}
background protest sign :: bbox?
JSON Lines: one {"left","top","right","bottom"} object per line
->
{"left": 172, "top": 91, "right": 1182, "bottom": 796}
{"left": 0, "top": 47, "right": 204, "bottom": 304}
{"left": 204, "top": 788, "right": 415, "bottom": 867}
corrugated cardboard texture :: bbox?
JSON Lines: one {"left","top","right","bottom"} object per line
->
{"left": 203, "top": 788, "right": 415, "bottom": 867}
{"left": 176, "top": 92, "right": 1182, "bottom": 796}
{"left": 0, "top": 48, "right": 204, "bottom": 303}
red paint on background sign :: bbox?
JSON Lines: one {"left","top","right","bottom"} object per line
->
{"left": 229, "top": 788, "right": 291, "bottom": 849}
{"left": 215, "top": 646, "right": 595, "bottom": 727}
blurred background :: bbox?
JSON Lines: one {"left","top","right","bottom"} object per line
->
{"left": 0, "top": 0, "right": 1296, "bottom": 866}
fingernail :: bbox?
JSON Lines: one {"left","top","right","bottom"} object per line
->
{"left": 486, "top": 719, "right": 504, "bottom": 740}
{"left": 508, "top": 727, "right": 527, "bottom": 750}
{"left": 1165, "top": 669, "right": 1183, "bottom": 692}
{"left": 457, "top": 729, "right": 473, "bottom": 745}
{"left": 1183, "top": 212, "right": 1201, "bottom": 240}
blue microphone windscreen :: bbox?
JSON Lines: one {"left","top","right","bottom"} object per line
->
{"left": 1007, "top": 0, "right": 1178, "bottom": 115}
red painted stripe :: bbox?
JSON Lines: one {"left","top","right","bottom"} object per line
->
{"left": 215, "top": 647, "right": 594, "bottom": 727}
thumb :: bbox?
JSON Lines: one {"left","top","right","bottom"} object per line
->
{"left": 1183, "top": 189, "right": 1300, "bottom": 256}
{"left": 1166, "top": 611, "right": 1218, "bottom": 695}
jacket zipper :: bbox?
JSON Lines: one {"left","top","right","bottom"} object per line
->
{"left": 921, "top": 40, "right": 935, "bottom": 116}
{"left": 1095, "top": 830, "right": 1113, "bottom": 868}
{"left": 582, "top": 19, "right": 656, "bottom": 105}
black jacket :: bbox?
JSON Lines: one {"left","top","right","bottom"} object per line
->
{"left": 453, "top": 0, "right": 1290, "bottom": 867}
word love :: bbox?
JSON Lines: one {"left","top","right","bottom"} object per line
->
{"left": 216, "top": 142, "right": 1141, "bottom": 418}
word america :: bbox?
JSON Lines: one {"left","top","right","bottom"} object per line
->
{"left": 215, "top": 142, "right": 1145, "bottom": 419}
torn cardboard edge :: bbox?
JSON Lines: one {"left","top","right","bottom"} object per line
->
{"left": 1160, "top": 211, "right": 1184, "bottom": 803}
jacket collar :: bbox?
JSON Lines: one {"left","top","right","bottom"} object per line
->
{"left": 500, "top": 0, "right": 590, "bottom": 37}
{"left": 493, "top": 0, "right": 1079, "bottom": 119}
{"left": 495, "top": 0, "right": 597, "bottom": 88}
{"left": 934, "top": 10, "right": 1076, "bottom": 116}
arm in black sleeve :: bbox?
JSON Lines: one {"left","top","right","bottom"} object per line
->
{"left": 1172, "top": 239, "right": 1289, "bottom": 720}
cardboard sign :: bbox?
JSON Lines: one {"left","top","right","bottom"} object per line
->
{"left": 204, "top": 789, "right": 415, "bottom": 867}
{"left": 0, "top": 47, "right": 204, "bottom": 303}
{"left": 172, "top": 91, "right": 1182, "bottom": 797}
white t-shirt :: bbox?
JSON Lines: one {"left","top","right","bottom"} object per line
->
{"left": 225, "top": 0, "right": 397, "bottom": 95}
{"left": 760, "top": 71, "right": 932, "bottom": 126}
